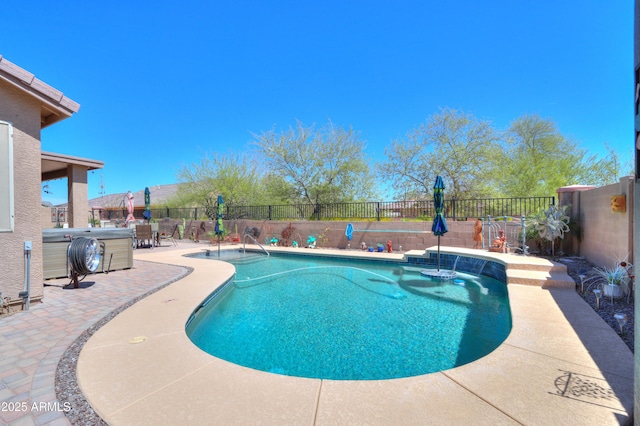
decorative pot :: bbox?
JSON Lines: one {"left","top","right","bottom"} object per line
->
{"left": 603, "top": 284, "right": 625, "bottom": 299}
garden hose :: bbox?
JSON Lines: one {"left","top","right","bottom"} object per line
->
{"left": 67, "top": 237, "right": 102, "bottom": 276}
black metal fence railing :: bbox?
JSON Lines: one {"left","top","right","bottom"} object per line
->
{"left": 224, "top": 197, "right": 555, "bottom": 221}
{"left": 83, "top": 196, "right": 555, "bottom": 224}
{"left": 445, "top": 197, "right": 556, "bottom": 220}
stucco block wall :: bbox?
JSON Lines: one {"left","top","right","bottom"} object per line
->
{"left": 574, "top": 178, "right": 633, "bottom": 268}
{"left": 224, "top": 219, "right": 480, "bottom": 251}
{"left": 167, "top": 217, "right": 501, "bottom": 251}
{"left": 0, "top": 80, "right": 44, "bottom": 302}
{"left": 40, "top": 206, "right": 62, "bottom": 228}
{"left": 41, "top": 206, "right": 53, "bottom": 228}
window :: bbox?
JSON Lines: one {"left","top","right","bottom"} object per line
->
{"left": 0, "top": 121, "right": 14, "bottom": 232}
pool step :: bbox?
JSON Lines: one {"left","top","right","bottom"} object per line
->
{"left": 477, "top": 253, "right": 575, "bottom": 288}
{"left": 506, "top": 268, "right": 575, "bottom": 289}
{"left": 501, "top": 257, "right": 568, "bottom": 273}
{"left": 417, "top": 248, "right": 577, "bottom": 289}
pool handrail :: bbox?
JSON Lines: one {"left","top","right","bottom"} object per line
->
{"left": 243, "top": 233, "right": 270, "bottom": 256}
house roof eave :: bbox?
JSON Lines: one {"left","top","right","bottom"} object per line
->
{"left": 0, "top": 55, "right": 80, "bottom": 128}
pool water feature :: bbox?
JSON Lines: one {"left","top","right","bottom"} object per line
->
{"left": 186, "top": 251, "right": 511, "bottom": 380}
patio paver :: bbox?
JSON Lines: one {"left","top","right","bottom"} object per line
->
{"left": 0, "top": 252, "right": 189, "bottom": 426}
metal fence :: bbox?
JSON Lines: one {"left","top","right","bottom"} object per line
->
{"left": 84, "top": 196, "right": 555, "bottom": 223}
{"left": 484, "top": 215, "right": 528, "bottom": 253}
{"left": 225, "top": 197, "right": 555, "bottom": 221}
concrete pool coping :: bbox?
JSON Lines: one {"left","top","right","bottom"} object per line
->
{"left": 77, "top": 246, "right": 634, "bottom": 425}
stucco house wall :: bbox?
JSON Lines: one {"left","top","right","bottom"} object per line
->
{"left": 561, "top": 178, "right": 634, "bottom": 268}
{"left": 0, "top": 80, "right": 44, "bottom": 302}
{"left": 0, "top": 55, "right": 87, "bottom": 306}
{"left": 40, "top": 206, "right": 59, "bottom": 229}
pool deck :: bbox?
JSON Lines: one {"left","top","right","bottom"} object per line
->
{"left": 0, "top": 242, "right": 632, "bottom": 425}
{"left": 71, "top": 244, "right": 635, "bottom": 425}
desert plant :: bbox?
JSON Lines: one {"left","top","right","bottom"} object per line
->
{"left": 207, "top": 228, "right": 228, "bottom": 243}
{"left": 317, "top": 227, "right": 330, "bottom": 247}
{"left": 594, "top": 257, "right": 634, "bottom": 302}
{"left": 528, "top": 205, "right": 569, "bottom": 257}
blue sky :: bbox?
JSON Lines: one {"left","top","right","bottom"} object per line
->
{"left": 1, "top": 1, "right": 633, "bottom": 205}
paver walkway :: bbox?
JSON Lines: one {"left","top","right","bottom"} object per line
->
{"left": 0, "top": 258, "right": 189, "bottom": 425}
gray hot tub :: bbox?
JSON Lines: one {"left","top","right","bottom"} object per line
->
{"left": 42, "top": 228, "right": 134, "bottom": 279}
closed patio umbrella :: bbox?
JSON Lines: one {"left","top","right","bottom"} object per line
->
{"left": 432, "top": 176, "right": 448, "bottom": 271}
{"left": 143, "top": 187, "right": 152, "bottom": 222}
{"left": 215, "top": 195, "right": 224, "bottom": 255}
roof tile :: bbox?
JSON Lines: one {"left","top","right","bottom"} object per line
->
{"left": 31, "top": 77, "right": 63, "bottom": 102}
{"left": 0, "top": 57, "right": 35, "bottom": 84}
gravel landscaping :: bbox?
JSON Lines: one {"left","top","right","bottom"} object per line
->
{"left": 559, "top": 256, "right": 634, "bottom": 353}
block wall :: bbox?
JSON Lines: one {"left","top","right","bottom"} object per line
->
{"left": 561, "top": 178, "right": 634, "bottom": 268}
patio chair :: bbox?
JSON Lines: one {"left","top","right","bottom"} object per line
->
{"left": 150, "top": 223, "right": 160, "bottom": 246}
{"left": 159, "top": 224, "right": 178, "bottom": 247}
{"left": 135, "top": 224, "right": 154, "bottom": 249}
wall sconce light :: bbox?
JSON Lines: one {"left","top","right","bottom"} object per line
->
{"left": 611, "top": 195, "right": 626, "bottom": 212}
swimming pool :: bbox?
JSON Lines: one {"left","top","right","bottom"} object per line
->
{"left": 186, "top": 251, "right": 511, "bottom": 380}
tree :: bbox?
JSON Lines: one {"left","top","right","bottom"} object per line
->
{"left": 497, "top": 115, "right": 584, "bottom": 197}
{"left": 173, "top": 151, "right": 275, "bottom": 208}
{"left": 578, "top": 143, "right": 631, "bottom": 187}
{"left": 253, "top": 119, "right": 374, "bottom": 205}
{"left": 379, "top": 132, "right": 431, "bottom": 200}
{"left": 380, "top": 108, "right": 501, "bottom": 200}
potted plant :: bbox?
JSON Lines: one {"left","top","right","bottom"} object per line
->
{"left": 594, "top": 259, "right": 634, "bottom": 301}
{"left": 306, "top": 236, "right": 317, "bottom": 249}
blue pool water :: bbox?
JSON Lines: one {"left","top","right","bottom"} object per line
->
{"left": 186, "top": 251, "right": 511, "bottom": 380}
